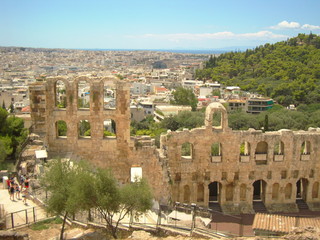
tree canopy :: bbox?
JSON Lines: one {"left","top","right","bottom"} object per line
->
{"left": 196, "top": 33, "right": 320, "bottom": 106}
{"left": 41, "top": 159, "right": 153, "bottom": 239}
{"left": 170, "top": 87, "right": 198, "bottom": 111}
{"left": 131, "top": 102, "right": 320, "bottom": 141}
{"left": 0, "top": 109, "right": 27, "bottom": 167}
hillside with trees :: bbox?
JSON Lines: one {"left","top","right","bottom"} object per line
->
{"left": 130, "top": 102, "right": 320, "bottom": 148}
{"left": 195, "top": 33, "right": 320, "bottom": 106}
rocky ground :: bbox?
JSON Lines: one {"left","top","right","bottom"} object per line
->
{"left": 7, "top": 225, "right": 320, "bottom": 240}
{"left": 12, "top": 226, "right": 209, "bottom": 240}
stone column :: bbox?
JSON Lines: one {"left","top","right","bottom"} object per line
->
{"left": 204, "top": 182, "right": 209, "bottom": 207}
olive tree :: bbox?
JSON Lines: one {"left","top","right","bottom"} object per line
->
{"left": 41, "top": 159, "right": 153, "bottom": 239}
{"left": 40, "top": 159, "right": 77, "bottom": 240}
{"left": 79, "top": 168, "right": 153, "bottom": 239}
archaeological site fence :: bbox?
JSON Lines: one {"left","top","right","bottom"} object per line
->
{"left": 5, "top": 206, "right": 47, "bottom": 229}
{"left": 25, "top": 187, "right": 251, "bottom": 237}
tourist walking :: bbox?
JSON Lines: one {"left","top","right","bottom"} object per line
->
{"left": 9, "top": 182, "right": 15, "bottom": 201}
{"left": 24, "top": 177, "right": 29, "bottom": 189}
{"left": 20, "top": 174, "right": 25, "bottom": 186}
{"left": 6, "top": 178, "right": 10, "bottom": 193}
{"left": 15, "top": 183, "right": 21, "bottom": 200}
{"left": 21, "top": 187, "right": 28, "bottom": 205}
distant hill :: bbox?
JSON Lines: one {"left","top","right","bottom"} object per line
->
{"left": 196, "top": 33, "right": 320, "bottom": 106}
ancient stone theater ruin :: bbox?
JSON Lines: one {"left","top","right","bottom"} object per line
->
{"left": 29, "top": 76, "right": 320, "bottom": 214}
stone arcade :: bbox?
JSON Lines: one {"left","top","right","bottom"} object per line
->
{"left": 29, "top": 76, "right": 320, "bottom": 214}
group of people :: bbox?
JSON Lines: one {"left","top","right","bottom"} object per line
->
{"left": 6, "top": 175, "right": 29, "bottom": 205}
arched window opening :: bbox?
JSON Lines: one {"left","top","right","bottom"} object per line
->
{"left": 78, "top": 80, "right": 90, "bottom": 109}
{"left": 56, "top": 120, "right": 67, "bottom": 138}
{"left": 240, "top": 184, "right": 247, "bottom": 201}
{"left": 211, "top": 142, "right": 222, "bottom": 162}
{"left": 285, "top": 183, "right": 292, "bottom": 200}
{"left": 272, "top": 183, "right": 279, "bottom": 200}
{"left": 183, "top": 185, "right": 191, "bottom": 203}
{"left": 240, "top": 141, "right": 250, "bottom": 162}
{"left": 79, "top": 120, "right": 91, "bottom": 138}
{"left": 55, "top": 80, "right": 66, "bottom": 108}
{"left": 181, "top": 142, "right": 193, "bottom": 159}
{"left": 197, "top": 184, "right": 204, "bottom": 202}
{"left": 301, "top": 141, "right": 311, "bottom": 161}
{"left": 253, "top": 180, "right": 267, "bottom": 202}
{"left": 205, "top": 103, "right": 228, "bottom": 130}
{"left": 274, "top": 140, "right": 284, "bottom": 161}
{"left": 104, "top": 82, "right": 117, "bottom": 110}
{"left": 256, "top": 141, "right": 268, "bottom": 154}
{"left": 255, "top": 141, "right": 268, "bottom": 165}
{"left": 312, "top": 182, "right": 319, "bottom": 199}
{"left": 212, "top": 111, "right": 222, "bottom": 128}
{"left": 274, "top": 141, "right": 284, "bottom": 155}
{"left": 103, "top": 119, "right": 116, "bottom": 138}
{"left": 301, "top": 141, "right": 311, "bottom": 154}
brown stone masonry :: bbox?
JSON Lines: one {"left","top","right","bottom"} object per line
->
{"left": 29, "top": 77, "right": 320, "bottom": 214}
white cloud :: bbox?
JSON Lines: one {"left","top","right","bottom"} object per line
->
{"left": 238, "top": 31, "right": 287, "bottom": 39}
{"left": 130, "top": 31, "right": 288, "bottom": 42}
{"left": 270, "top": 21, "right": 301, "bottom": 30}
{"left": 270, "top": 21, "right": 320, "bottom": 31}
{"left": 301, "top": 24, "right": 320, "bottom": 30}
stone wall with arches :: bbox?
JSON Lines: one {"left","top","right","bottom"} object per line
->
{"left": 30, "top": 78, "right": 320, "bottom": 214}
{"left": 29, "top": 76, "right": 169, "bottom": 202}
{"left": 160, "top": 102, "right": 320, "bottom": 214}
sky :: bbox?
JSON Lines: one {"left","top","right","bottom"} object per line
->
{"left": 1, "top": 0, "right": 320, "bottom": 50}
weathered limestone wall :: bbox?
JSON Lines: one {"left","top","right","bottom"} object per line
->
{"left": 29, "top": 77, "right": 320, "bottom": 214}
{"left": 29, "top": 82, "right": 46, "bottom": 134}
{"left": 159, "top": 103, "right": 320, "bottom": 213}
{"left": 29, "top": 76, "right": 169, "bottom": 202}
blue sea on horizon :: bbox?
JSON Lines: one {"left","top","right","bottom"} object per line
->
{"left": 82, "top": 48, "right": 230, "bottom": 54}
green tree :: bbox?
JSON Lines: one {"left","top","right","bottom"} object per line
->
{"left": 40, "top": 159, "right": 78, "bottom": 240}
{"left": 0, "top": 136, "right": 13, "bottom": 157}
{"left": 4, "top": 116, "right": 24, "bottom": 137}
{"left": 211, "top": 89, "right": 221, "bottom": 98}
{"left": 9, "top": 103, "right": 14, "bottom": 113}
{"left": 196, "top": 34, "right": 320, "bottom": 105}
{"left": 0, "top": 139, "right": 9, "bottom": 163}
{"left": 41, "top": 159, "right": 153, "bottom": 239}
{"left": 79, "top": 120, "right": 90, "bottom": 136}
{"left": 171, "top": 87, "right": 198, "bottom": 111}
{"left": 103, "top": 130, "right": 116, "bottom": 137}
{"left": 4, "top": 116, "right": 27, "bottom": 157}
{"left": 77, "top": 167, "right": 152, "bottom": 238}
{"left": 160, "top": 116, "right": 179, "bottom": 131}
{"left": 211, "top": 143, "right": 220, "bottom": 156}
{"left": 264, "top": 115, "right": 269, "bottom": 132}
{"left": 0, "top": 108, "right": 8, "bottom": 133}
{"left": 228, "top": 111, "right": 259, "bottom": 130}
{"left": 57, "top": 120, "right": 67, "bottom": 136}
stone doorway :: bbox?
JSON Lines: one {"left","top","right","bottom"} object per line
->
{"left": 252, "top": 180, "right": 266, "bottom": 202}
{"left": 296, "top": 178, "right": 308, "bottom": 201}
{"left": 252, "top": 180, "right": 267, "bottom": 212}
{"left": 208, "top": 181, "right": 222, "bottom": 211}
{"left": 209, "top": 182, "right": 220, "bottom": 202}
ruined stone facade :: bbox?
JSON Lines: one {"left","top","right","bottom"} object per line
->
{"left": 29, "top": 76, "right": 169, "bottom": 202}
{"left": 30, "top": 77, "right": 320, "bottom": 214}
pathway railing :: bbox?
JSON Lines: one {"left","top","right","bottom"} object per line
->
{"left": 26, "top": 187, "right": 251, "bottom": 238}
{"left": 5, "top": 206, "right": 47, "bottom": 229}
